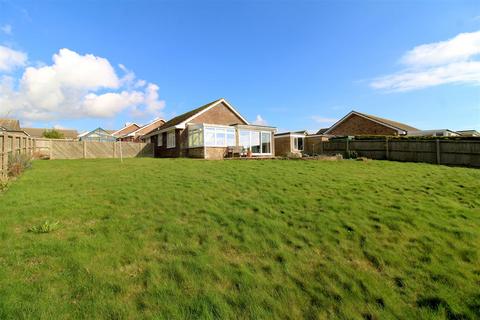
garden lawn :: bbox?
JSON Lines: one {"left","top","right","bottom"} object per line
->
{"left": 0, "top": 158, "right": 479, "bottom": 319}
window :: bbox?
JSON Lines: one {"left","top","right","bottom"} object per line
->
{"left": 205, "top": 127, "right": 215, "bottom": 146}
{"left": 251, "top": 131, "right": 260, "bottom": 153}
{"left": 226, "top": 128, "right": 235, "bottom": 146}
{"left": 215, "top": 128, "right": 226, "bottom": 146}
{"left": 167, "top": 130, "right": 175, "bottom": 148}
{"left": 293, "top": 137, "right": 304, "bottom": 151}
{"left": 157, "top": 134, "right": 163, "bottom": 147}
{"left": 188, "top": 127, "right": 203, "bottom": 148}
{"left": 261, "top": 132, "right": 271, "bottom": 153}
{"left": 239, "top": 130, "right": 250, "bottom": 149}
{"left": 239, "top": 130, "right": 272, "bottom": 154}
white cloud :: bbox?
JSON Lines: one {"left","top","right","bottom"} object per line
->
{"left": 1, "top": 24, "right": 12, "bottom": 35}
{"left": 371, "top": 30, "right": 480, "bottom": 91}
{"left": 0, "top": 48, "right": 165, "bottom": 121}
{"left": 253, "top": 114, "right": 267, "bottom": 125}
{"left": 0, "top": 45, "right": 27, "bottom": 71}
{"left": 311, "top": 116, "right": 338, "bottom": 124}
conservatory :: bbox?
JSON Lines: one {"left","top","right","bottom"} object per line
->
{"left": 187, "top": 123, "right": 275, "bottom": 156}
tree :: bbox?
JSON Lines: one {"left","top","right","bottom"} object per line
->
{"left": 42, "top": 129, "right": 64, "bottom": 139}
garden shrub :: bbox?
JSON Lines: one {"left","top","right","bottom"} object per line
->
{"left": 8, "top": 153, "right": 32, "bottom": 177}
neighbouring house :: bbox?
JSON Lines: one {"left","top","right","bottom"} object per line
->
{"left": 0, "top": 118, "right": 29, "bottom": 136}
{"left": 78, "top": 127, "right": 117, "bottom": 142}
{"left": 457, "top": 130, "right": 480, "bottom": 137}
{"left": 22, "top": 127, "right": 79, "bottom": 140}
{"left": 323, "top": 111, "right": 418, "bottom": 136}
{"left": 118, "top": 118, "right": 165, "bottom": 142}
{"left": 112, "top": 123, "right": 140, "bottom": 140}
{"left": 274, "top": 130, "right": 330, "bottom": 156}
{"left": 142, "top": 98, "right": 276, "bottom": 159}
{"left": 407, "top": 129, "right": 461, "bottom": 137}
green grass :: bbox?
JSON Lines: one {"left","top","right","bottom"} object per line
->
{"left": 0, "top": 158, "right": 479, "bottom": 319}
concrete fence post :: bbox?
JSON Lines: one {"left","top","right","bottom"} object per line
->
{"left": 49, "top": 139, "right": 53, "bottom": 159}
{"left": 436, "top": 139, "right": 441, "bottom": 164}
{"left": 83, "top": 140, "right": 87, "bottom": 159}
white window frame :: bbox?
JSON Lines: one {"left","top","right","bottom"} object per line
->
{"left": 157, "top": 134, "right": 163, "bottom": 147}
{"left": 187, "top": 124, "right": 237, "bottom": 148}
{"left": 167, "top": 130, "right": 175, "bottom": 148}
{"left": 238, "top": 130, "right": 272, "bottom": 155}
{"left": 293, "top": 136, "right": 304, "bottom": 151}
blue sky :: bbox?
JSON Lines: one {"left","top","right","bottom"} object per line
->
{"left": 0, "top": 0, "right": 479, "bottom": 133}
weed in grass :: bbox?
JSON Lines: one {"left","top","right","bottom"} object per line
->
{"left": 28, "top": 221, "right": 60, "bottom": 234}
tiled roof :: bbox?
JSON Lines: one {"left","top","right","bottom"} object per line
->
{"left": 22, "top": 128, "right": 79, "bottom": 139}
{"left": 355, "top": 111, "right": 418, "bottom": 132}
{"left": 0, "top": 118, "right": 21, "bottom": 131}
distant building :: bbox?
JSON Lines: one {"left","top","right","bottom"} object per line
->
{"left": 78, "top": 128, "right": 116, "bottom": 142}
{"left": 119, "top": 118, "right": 165, "bottom": 142}
{"left": 457, "top": 130, "right": 480, "bottom": 137}
{"left": 0, "top": 118, "right": 29, "bottom": 136}
{"left": 23, "top": 127, "right": 79, "bottom": 140}
{"left": 323, "top": 111, "right": 418, "bottom": 136}
{"left": 407, "top": 129, "right": 460, "bottom": 137}
{"left": 111, "top": 123, "right": 140, "bottom": 139}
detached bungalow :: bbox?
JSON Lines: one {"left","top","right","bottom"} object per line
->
{"left": 118, "top": 118, "right": 165, "bottom": 142}
{"left": 112, "top": 123, "right": 141, "bottom": 140}
{"left": 324, "top": 111, "right": 418, "bottom": 136}
{"left": 142, "top": 98, "right": 276, "bottom": 159}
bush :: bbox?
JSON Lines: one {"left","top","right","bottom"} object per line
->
{"left": 8, "top": 153, "right": 32, "bottom": 177}
{"left": 42, "top": 129, "right": 64, "bottom": 139}
{"left": 28, "top": 221, "right": 59, "bottom": 234}
{"left": 345, "top": 150, "right": 358, "bottom": 159}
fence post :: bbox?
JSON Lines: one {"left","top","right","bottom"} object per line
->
{"left": 33, "top": 138, "right": 36, "bottom": 156}
{"left": 83, "top": 140, "right": 87, "bottom": 159}
{"left": 113, "top": 142, "right": 116, "bottom": 158}
{"left": 49, "top": 139, "right": 53, "bottom": 159}
{"left": 436, "top": 139, "right": 441, "bottom": 164}
{"left": 346, "top": 138, "right": 349, "bottom": 155}
{"left": 385, "top": 136, "right": 389, "bottom": 160}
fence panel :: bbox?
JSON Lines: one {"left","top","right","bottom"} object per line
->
{"left": 1, "top": 133, "right": 35, "bottom": 178}
{"left": 316, "top": 138, "right": 480, "bottom": 167}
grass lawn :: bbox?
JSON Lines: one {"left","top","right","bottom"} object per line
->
{"left": 0, "top": 158, "right": 479, "bottom": 319}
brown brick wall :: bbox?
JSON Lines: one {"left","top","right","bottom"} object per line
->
{"left": 188, "top": 147, "right": 204, "bottom": 158}
{"left": 205, "top": 147, "right": 227, "bottom": 160}
{"left": 328, "top": 114, "right": 398, "bottom": 136}
{"left": 190, "top": 102, "right": 247, "bottom": 125}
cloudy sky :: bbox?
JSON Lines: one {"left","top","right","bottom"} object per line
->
{"left": 0, "top": 0, "right": 479, "bottom": 132}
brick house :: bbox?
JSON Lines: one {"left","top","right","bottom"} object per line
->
{"left": 112, "top": 123, "right": 140, "bottom": 140}
{"left": 118, "top": 118, "right": 165, "bottom": 142}
{"left": 142, "top": 98, "right": 276, "bottom": 159}
{"left": 324, "top": 111, "right": 418, "bottom": 136}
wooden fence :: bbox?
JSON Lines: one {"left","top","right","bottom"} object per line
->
{"left": 307, "top": 138, "right": 480, "bottom": 167}
{"left": 1, "top": 133, "right": 36, "bottom": 178}
{"left": 1, "top": 133, "right": 154, "bottom": 178}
